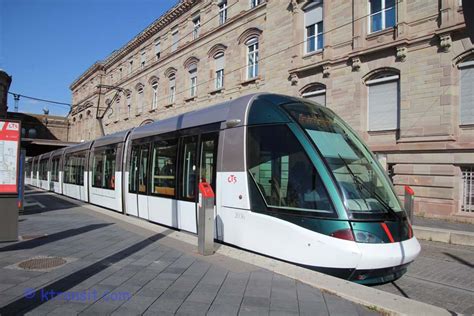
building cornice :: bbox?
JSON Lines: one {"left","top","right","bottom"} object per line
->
{"left": 69, "top": 0, "right": 198, "bottom": 91}
{"left": 70, "top": 63, "right": 104, "bottom": 91}
{"left": 103, "top": 0, "right": 198, "bottom": 70}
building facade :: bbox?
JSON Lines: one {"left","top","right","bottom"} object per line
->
{"left": 69, "top": 0, "right": 473, "bottom": 221}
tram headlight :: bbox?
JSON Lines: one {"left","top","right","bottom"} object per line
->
{"left": 353, "top": 230, "right": 384, "bottom": 243}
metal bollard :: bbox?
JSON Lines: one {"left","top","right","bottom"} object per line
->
{"left": 404, "top": 186, "right": 415, "bottom": 222}
{"left": 198, "top": 182, "right": 215, "bottom": 256}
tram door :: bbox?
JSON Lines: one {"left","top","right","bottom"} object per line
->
{"left": 137, "top": 144, "right": 150, "bottom": 220}
{"left": 127, "top": 143, "right": 150, "bottom": 219}
{"left": 177, "top": 132, "right": 218, "bottom": 233}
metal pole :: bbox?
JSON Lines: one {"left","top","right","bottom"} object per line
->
{"left": 404, "top": 186, "right": 415, "bottom": 222}
{"left": 13, "top": 94, "right": 20, "bottom": 112}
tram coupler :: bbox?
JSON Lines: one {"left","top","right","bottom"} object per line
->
{"left": 198, "top": 181, "right": 215, "bottom": 256}
{"left": 404, "top": 186, "right": 415, "bottom": 222}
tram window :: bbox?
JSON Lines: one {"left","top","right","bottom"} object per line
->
{"left": 25, "top": 162, "right": 31, "bottom": 176}
{"left": 51, "top": 157, "right": 60, "bottom": 182}
{"left": 39, "top": 159, "right": 48, "bottom": 180}
{"left": 64, "top": 152, "right": 85, "bottom": 185}
{"left": 200, "top": 135, "right": 217, "bottom": 192}
{"left": 247, "top": 125, "right": 334, "bottom": 214}
{"left": 180, "top": 136, "right": 198, "bottom": 201}
{"left": 151, "top": 139, "right": 177, "bottom": 197}
{"left": 138, "top": 145, "right": 150, "bottom": 194}
{"left": 92, "top": 146, "right": 117, "bottom": 190}
{"left": 129, "top": 146, "right": 139, "bottom": 193}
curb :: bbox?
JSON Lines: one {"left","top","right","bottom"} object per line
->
{"left": 32, "top": 190, "right": 451, "bottom": 316}
{"left": 413, "top": 226, "right": 474, "bottom": 246}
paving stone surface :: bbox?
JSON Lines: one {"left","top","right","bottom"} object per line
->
{"left": 0, "top": 188, "right": 379, "bottom": 315}
{"left": 374, "top": 240, "right": 474, "bottom": 314}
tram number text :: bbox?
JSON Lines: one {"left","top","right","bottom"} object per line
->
{"left": 234, "top": 212, "right": 245, "bottom": 220}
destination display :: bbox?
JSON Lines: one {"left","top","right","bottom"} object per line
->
{"left": 0, "top": 120, "right": 21, "bottom": 194}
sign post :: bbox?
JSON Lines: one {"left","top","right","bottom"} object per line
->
{"left": 198, "top": 181, "right": 215, "bottom": 256}
{"left": 0, "top": 119, "right": 21, "bottom": 241}
{"left": 404, "top": 186, "right": 415, "bottom": 223}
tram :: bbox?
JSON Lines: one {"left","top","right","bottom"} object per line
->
{"left": 26, "top": 93, "right": 421, "bottom": 284}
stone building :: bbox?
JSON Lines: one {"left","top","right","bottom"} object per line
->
{"left": 69, "top": 0, "right": 473, "bottom": 221}
{"left": 0, "top": 69, "right": 12, "bottom": 117}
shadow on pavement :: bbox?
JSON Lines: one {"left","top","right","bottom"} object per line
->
{"left": 0, "top": 223, "right": 114, "bottom": 252}
{"left": 0, "top": 231, "right": 172, "bottom": 314}
{"left": 443, "top": 252, "right": 474, "bottom": 268}
{"left": 390, "top": 281, "right": 409, "bottom": 298}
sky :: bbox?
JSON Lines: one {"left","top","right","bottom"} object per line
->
{"left": 1, "top": 0, "right": 175, "bottom": 116}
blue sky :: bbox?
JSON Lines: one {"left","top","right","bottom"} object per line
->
{"left": 1, "top": 0, "right": 175, "bottom": 116}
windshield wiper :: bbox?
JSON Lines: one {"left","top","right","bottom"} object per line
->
{"left": 338, "top": 154, "right": 401, "bottom": 221}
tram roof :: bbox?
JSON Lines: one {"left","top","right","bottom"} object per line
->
{"left": 92, "top": 129, "right": 132, "bottom": 149}
{"left": 50, "top": 148, "right": 66, "bottom": 158}
{"left": 129, "top": 93, "right": 300, "bottom": 141}
{"left": 63, "top": 140, "right": 93, "bottom": 154}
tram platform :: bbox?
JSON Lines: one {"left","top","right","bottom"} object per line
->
{"left": 0, "top": 187, "right": 449, "bottom": 315}
{"left": 412, "top": 216, "right": 474, "bottom": 246}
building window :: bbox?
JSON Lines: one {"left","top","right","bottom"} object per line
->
{"left": 302, "top": 84, "right": 326, "bottom": 106}
{"left": 137, "top": 86, "right": 144, "bottom": 114}
{"left": 140, "top": 51, "right": 146, "bottom": 69}
{"left": 461, "top": 166, "right": 474, "bottom": 213}
{"left": 126, "top": 92, "right": 131, "bottom": 117}
{"left": 28, "top": 128, "right": 37, "bottom": 138}
{"left": 155, "top": 39, "right": 161, "bottom": 59}
{"left": 250, "top": 0, "right": 261, "bottom": 9}
{"left": 119, "top": 67, "right": 123, "bottom": 79}
{"left": 128, "top": 59, "right": 133, "bottom": 74}
{"left": 246, "top": 37, "right": 259, "bottom": 79}
{"left": 189, "top": 65, "right": 197, "bottom": 97}
{"left": 115, "top": 97, "right": 121, "bottom": 120}
{"left": 215, "top": 52, "right": 224, "bottom": 89}
{"left": 459, "top": 60, "right": 474, "bottom": 125}
{"left": 171, "top": 29, "right": 179, "bottom": 52}
{"left": 193, "top": 16, "right": 200, "bottom": 40}
{"left": 219, "top": 0, "right": 227, "bottom": 25}
{"left": 152, "top": 82, "right": 158, "bottom": 110}
{"left": 169, "top": 74, "right": 176, "bottom": 104}
{"left": 369, "top": 0, "right": 396, "bottom": 33}
{"left": 366, "top": 72, "right": 399, "bottom": 131}
{"left": 304, "top": 1, "right": 324, "bottom": 53}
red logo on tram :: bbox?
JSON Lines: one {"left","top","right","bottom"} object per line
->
{"left": 227, "top": 175, "right": 237, "bottom": 184}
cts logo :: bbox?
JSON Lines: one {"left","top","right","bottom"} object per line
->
{"left": 227, "top": 175, "right": 237, "bottom": 184}
{"left": 7, "top": 123, "right": 19, "bottom": 131}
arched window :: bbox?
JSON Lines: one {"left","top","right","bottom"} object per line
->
{"left": 115, "top": 96, "right": 121, "bottom": 120}
{"left": 458, "top": 54, "right": 474, "bottom": 125}
{"left": 301, "top": 83, "right": 326, "bottom": 106}
{"left": 169, "top": 73, "right": 176, "bottom": 104}
{"left": 246, "top": 37, "right": 259, "bottom": 79}
{"left": 151, "top": 81, "right": 158, "bottom": 110}
{"left": 189, "top": 64, "right": 197, "bottom": 97}
{"left": 125, "top": 90, "right": 132, "bottom": 118}
{"left": 135, "top": 84, "right": 144, "bottom": 114}
{"left": 214, "top": 52, "right": 225, "bottom": 89}
{"left": 365, "top": 69, "right": 400, "bottom": 131}
{"left": 28, "top": 128, "right": 37, "bottom": 138}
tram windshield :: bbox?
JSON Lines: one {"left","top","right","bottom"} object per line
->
{"left": 282, "top": 101, "right": 403, "bottom": 215}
